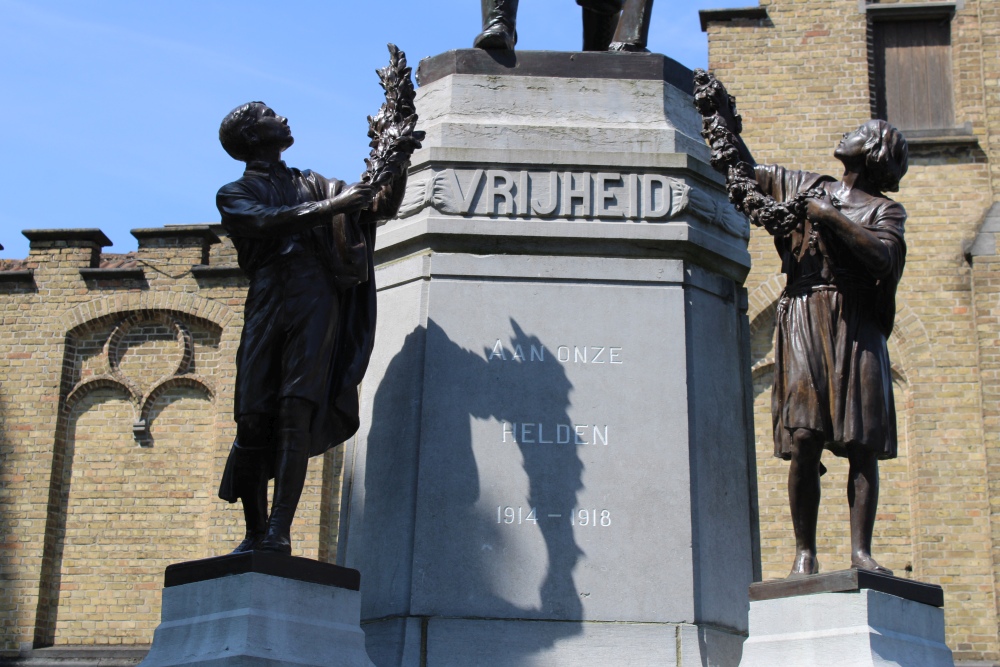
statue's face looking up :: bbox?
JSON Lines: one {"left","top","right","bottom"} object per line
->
{"left": 248, "top": 105, "right": 294, "bottom": 155}
{"left": 834, "top": 124, "right": 870, "bottom": 162}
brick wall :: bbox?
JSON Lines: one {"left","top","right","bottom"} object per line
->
{"left": 0, "top": 227, "right": 344, "bottom": 652}
{"left": 708, "top": 0, "right": 1000, "bottom": 661}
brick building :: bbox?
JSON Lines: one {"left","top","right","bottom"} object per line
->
{"left": 3, "top": 2, "right": 1000, "bottom": 664}
{"left": 703, "top": 0, "right": 1000, "bottom": 663}
{"left": 0, "top": 228, "right": 344, "bottom": 661}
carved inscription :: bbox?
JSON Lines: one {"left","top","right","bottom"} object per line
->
{"left": 398, "top": 167, "right": 751, "bottom": 239}
{"left": 497, "top": 506, "right": 612, "bottom": 527}
{"left": 502, "top": 422, "right": 609, "bottom": 446}
{"left": 488, "top": 341, "right": 622, "bottom": 364}
{"left": 430, "top": 169, "right": 682, "bottom": 220}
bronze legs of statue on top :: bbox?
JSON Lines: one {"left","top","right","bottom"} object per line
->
{"left": 473, "top": 0, "right": 654, "bottom": 53}
{"left": 259, "top": 398, "right": 314, "bottom": 554}
{"left": 474, "top": 0, "right": 519, "bottom": 50}
{"left": 228, "top": 397, "right": 315, "bottom": 555}
{"left": 787, "top": 428, "right": 892, "bottom": 578}
{"left": 581, "top": 5, "right": 621, "bottom": 52}
{"left": 608, "top": 0, "right": 655, "bottom": 52}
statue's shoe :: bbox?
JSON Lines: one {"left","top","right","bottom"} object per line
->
{"left": 474, "top": 25, "right": 516, "bottom": 50}
{"left": 258, "top": 533, "right": 292, "bottom": 555}
{"left": 608, "top": 41, "right": 648, "bottom": 53}
{"left": 786, "top": 552, "right": 820, "bottom": 578}
{"left": 230, "top": 532, "right": 264, "bottom": 554}
{"left": 853, "top": 555, "right": 893, "bottom": 576}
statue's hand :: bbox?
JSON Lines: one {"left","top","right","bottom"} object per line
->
{"left": 805, "top": 192, "right": 838, "bottom": 224}
{"left": 331, "top": 183, "right": 375, "bottom": 213}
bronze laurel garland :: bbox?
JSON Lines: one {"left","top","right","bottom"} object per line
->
{"left": 692, "top": 69, "right": 824, "bottom": 237}
{"left": 362, "top": 44, "right": 426, "bottom": 215}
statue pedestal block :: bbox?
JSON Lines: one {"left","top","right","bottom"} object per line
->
{"left": 339, "top": 50, "right": 757, "bottom": 666}
{"left": 739, "top": 570, "right": 954, "bottom": 667}
{"left": 139, "top": 552, "right": 374, "bottom": 667}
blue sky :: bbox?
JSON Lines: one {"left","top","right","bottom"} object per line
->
{"left": 0, "top": 0, "right": 739, "bottom": 259}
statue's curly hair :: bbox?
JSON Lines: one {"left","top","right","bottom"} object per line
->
{"left": 861, "top": 119, "right": 909, "bottom": 193}
{"left": 219, "top": 101, "right": 266, "bottom": 162}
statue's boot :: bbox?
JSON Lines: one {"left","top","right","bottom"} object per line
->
{"left": 474, "top": 0, "right": 518, "bottom": 50}
{"left": 230, "top": 445, "right": 269, "bottom": 554}
{"left": 582, "top": 7, "right": 621, "bottom": 52}
{"left": 258, "top": 423, "right": 310, "bottom": 555}
{"left": 608, "top": 0, "right": 654, "bottom": 52}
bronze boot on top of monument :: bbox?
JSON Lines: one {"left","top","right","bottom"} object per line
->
{"left": 224, "top": 427, "right": 270, "bottom": 552}
{"left": 258, "top": 398, "right": 313, "bottom": 553}
{"left": 473, "top": 0, "right": 653, "bottom": 52}
{"left": 474, "top": 0, "right": 519, "bottom": 50}
{"left": 580, "top": 0, "right": 625, "bottom": 51}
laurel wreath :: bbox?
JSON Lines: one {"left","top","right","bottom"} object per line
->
{"left": 362, "top": 44, "right": 426, "bottom": 215}
{"left": 693, "top": 69, "right": 824, "bottom": 237}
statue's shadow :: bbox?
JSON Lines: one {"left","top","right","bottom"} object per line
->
{"left": 358, "top": 318, "right": 584, "bottom": 665}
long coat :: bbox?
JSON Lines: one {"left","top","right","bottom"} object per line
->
{"left": 215, "top": 161, "right": 383, "bottom": 500}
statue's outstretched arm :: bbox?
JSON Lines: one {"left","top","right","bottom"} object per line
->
{"left": 217, "top": 186, "right": 336, "bottom": 239}
{"left": 218, "top": 184, "right": 372, "bottom": 240}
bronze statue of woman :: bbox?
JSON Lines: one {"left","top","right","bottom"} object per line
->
{"left": 695, "top": 72, "right": 909, "bottom": 577}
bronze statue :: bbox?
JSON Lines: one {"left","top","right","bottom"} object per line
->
{"left": 474, "top": 0, "right": 654, "bottom": 52}
{"left": 694, "top": 70, "right": 909, "bottom": 577}
{"left": 216, "top": 46, "right": 423, "bottom": 555}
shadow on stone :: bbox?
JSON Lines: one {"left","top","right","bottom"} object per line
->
{"left": 357, "top": 318, "right": 584, "bottom": 664}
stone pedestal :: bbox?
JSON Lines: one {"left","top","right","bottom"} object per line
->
{"left": 338, "top": 50, "right": 758, "bottom": 666}
{"left": 139, "top": 552, "right": 374, "bottom": 667}
{"left": 739, "top": 570, "right": 955, "bottom": 667}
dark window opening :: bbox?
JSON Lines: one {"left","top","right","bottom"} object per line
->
{"left": 869, "top": 14, "right": 954, "bottom": 131}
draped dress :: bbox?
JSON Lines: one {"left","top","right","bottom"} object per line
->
{"left": 755, "top": 165, "right": 906, "bottom": 460}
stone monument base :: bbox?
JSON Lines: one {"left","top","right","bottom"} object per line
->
{"left": 738, "top": 570, "right": 954, "bottom": 667}
{"left": 363, "top": 616, "right": 744, "bottom": 667}
{"left": 139, "top": 552, "right": 374, "bottom": 667}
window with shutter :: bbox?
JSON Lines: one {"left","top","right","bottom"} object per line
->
{"left": 867, "top": 3, "right": 956, "bottom": 132}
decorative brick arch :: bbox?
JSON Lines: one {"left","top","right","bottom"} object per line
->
{"left": 747, "top": 273, "right": 786, "bottom": 326}
{"left": 35, "top": 293, "right": 236, "bottom": 646}
{"left": 59, "top": 291, "right": 236, "bottom": 334}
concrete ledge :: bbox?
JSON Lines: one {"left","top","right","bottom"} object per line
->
{"left": 140, "top": 571, "right": 373, "bottom": 667}
{"left": 0, "top": 269, "right": 34, "bottom": 283}
{"left": 740, "top": 589, "right": 954, "bottom": 667}
{"left": 866, "top": 1, "right": 957, "bottom": 21}
{"left": 190, "top": 265, "right": 245, "bottom": 280}
{"left": 416, "top": 49, "right": 694, "bottom": 93}
{"left": 699, "top": 7, "right": 769, "bottom": 31}
{"left": 750, "top": 569, "right": 944, "bottom": 607}
{"left": 0, "top": 647, "right": 149, "bottom": 667}
{"left": 131, "top": 226, "right": 221, "bottom": 246}
{"left": 23, "top": 229, "right": 111, "bottom": 249}
{"left": 164, "top": 551, "right": 361, "bottom": 590}
{"left": 80, "top": 268, "right": 145, "bottom": 281}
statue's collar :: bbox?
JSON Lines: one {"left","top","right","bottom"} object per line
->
{"left": 244, "top": 159, "right": 290, "bottom": 177}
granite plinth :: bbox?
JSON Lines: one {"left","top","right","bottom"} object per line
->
{"left": 163, "top": 551, "right": 360, "bottom": 589}
{"left": 416, "top": 49, "right": 694, "bottom": 93}
{"left": 749, "top": 568, "right": 943, "bottom": 607}
{"left": 739, "top": 574, "right": 954, "bottom": 667}
{"left": 338, "top": 51, "right": 757, "bottom": 666}
{"left": 139, "top": 556, "right": 373, "bottom": 667}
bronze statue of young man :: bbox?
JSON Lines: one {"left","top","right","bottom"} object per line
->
{"left": 215, "top": 102, "right": 399, "bottom": 555}
{"left": 474, "top": 0, "right": 653, "bottom": 52}
{"left": 759, "top": 121, "right": 909, "bottom": 577}
{"left": 694, "top": 73, "right": 909, "bottom": 577}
